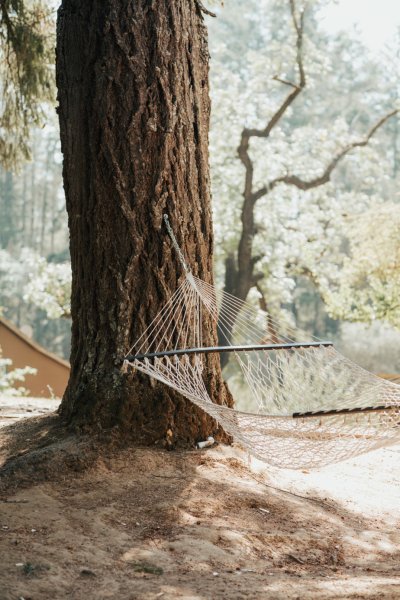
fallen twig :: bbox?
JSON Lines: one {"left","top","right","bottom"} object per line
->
{"left": 248, "top": 472, "right": 334, "bottom": 510}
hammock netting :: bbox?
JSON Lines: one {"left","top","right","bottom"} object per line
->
{"left": 125, "top": 271, "right": 400, "bottom": 470}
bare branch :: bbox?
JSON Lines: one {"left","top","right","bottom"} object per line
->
{"left": 252, "top": 108, "right": 399, "bottom": 198}
{"left": 226, "top": 0, "right": 399, "bottom": 335}
{"left": 290, "top": 0, "right": 306, "bottom": 87}
{"left": 195, "top": 0, "right": 216, "bottom": 18}
{"left": 238, "top": 0, "right": 306, "bottom": 148}
{"left": 234, "top": 0, "right": 307, "bottom": 304}
{"left": 272, "top": 75, "right": 298, "bottom": 89}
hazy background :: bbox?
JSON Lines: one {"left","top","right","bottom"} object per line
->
{"left": 1, "top": 0, "right": 400, "bottom": 376}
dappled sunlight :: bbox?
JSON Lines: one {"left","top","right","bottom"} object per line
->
{"left": 0, "top": 0, "right": 399, "bottom": 597}
{"left": 0, "top": 435, "right": 399, "bottom": 598}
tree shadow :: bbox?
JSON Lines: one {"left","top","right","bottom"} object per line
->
{"left": 0, "top": 415, "right": 399, "bottom": 599}
{"left": 0, "top": 413, "right": 117, "bottom": 494}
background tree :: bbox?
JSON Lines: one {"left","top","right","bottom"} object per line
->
{"left": 0, "top": 0, "right": 55, "bottom": 169}
{"left": 0, "top": 122, "right": 69, "bottom": 360}
{"left": 209, "top": 0, "right": 400, "bottom": 365}
{"left": 56, "top": 0, "right": 232, "bottom": 444}
{"left": 1, "top": 0, "right": 400, "bottom": 390}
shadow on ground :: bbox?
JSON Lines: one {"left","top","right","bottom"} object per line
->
{"left": 0, "top": 413, "right": 399, "bottom": 599}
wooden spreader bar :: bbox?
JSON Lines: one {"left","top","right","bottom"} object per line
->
{"left": 126, "top": 341, "right": 333, "bottom": 362}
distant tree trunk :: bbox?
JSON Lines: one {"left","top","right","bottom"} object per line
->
{"left": 40, "top": 139, "right": 56, "bottom": 255}
{"left": 0, "top": 170, "right": 14, "bottom": 249}
{"left": 21, "top": 165, "right": 28, "bottom": 241}
{"left": 218, "top": 253, "right": 251, "bottom": 368}
{"left": 29, "top": 131, "right": 37, "bottom": 248}
{"left": 56, "top": 0, "right": 232, "bottom": 446}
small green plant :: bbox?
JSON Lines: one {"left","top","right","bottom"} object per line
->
{"left": 131, "top": 562, "right": 163, "bottom": 575}
{"left": 22, "top": 562, "right": 36, "bottom": 576}
{"left": 21, "top": 562, "right": 49, "bottom": 577}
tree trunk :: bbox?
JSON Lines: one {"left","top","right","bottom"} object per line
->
{"left": 0, "top": 170, "right": 14, "bottom": 249}
{"left": 29, "top": 131, "right": 37, "bottom": 249}
{"left": 218, "top": 252, "right": 255, "bottom": 368}
{"left": 56, "top": 0, "right": 232, "bottom": 446}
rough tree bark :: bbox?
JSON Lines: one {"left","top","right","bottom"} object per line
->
{"left": 56, "top": 0, "right": 232, "bottom": 446}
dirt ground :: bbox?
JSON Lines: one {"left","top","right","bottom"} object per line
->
{"left": 0, "top": 397, "right": 399, "bottom": 600}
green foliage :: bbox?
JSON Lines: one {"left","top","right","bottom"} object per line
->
{"left": 131, "top": 562, "right": 163, "bottom": 575}
{"left": 322, "top": 204, "right": 400, "bottom": 328}
{"left": 0, "top": 0, "right": 55, "bottom": 169}
{"left": 21, "top": 561, "right": 49, "bottom": 576}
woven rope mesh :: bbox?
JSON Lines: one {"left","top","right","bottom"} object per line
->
{"left": 126, "top": 274, "right": 400, "bottom": 469}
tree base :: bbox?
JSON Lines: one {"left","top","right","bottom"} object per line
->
{"left": 59, "top": 370, "right": 232, "bottom": 448}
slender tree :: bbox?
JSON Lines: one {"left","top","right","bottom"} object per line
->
{"left": 0, "top": 170, "right": 14, "bottom": 248}
{"left": 56, "top": 0, "right": 232, "bottom": 445}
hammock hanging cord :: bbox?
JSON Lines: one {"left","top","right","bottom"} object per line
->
{"left": 123, "top": 215, "right": 400, "bottom": 469}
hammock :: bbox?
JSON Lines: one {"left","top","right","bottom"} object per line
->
{"left": 124, "top": 217, "right": 400, "bottom": 469}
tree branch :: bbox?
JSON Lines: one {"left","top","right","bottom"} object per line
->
{"left": 272, "top": 75, "right": 298, "bottom": 89}
{"left": 252, "top": 108, "right": 399, "bottom": 198}
{"left": 0, "top": 0, "right": 16, "bottom": 42}
{"left": 243, "top": 0, "right": 306, "bottom": 140}
{"left": 234, "top": 0, "right": 306, "bottom": 301}
{"left": 226, "top": 0, "right": 399, "bottom": 342}
{"left": 195, "top": 0, "right": 216, "bottom": 18}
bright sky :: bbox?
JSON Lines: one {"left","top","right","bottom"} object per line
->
{"left": 320, "top": 0, "right": 400, "bottom": 53}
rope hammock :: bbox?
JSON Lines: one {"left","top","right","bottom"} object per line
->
{"left": 124, "top": 216, "right": 400, "bottom": 469}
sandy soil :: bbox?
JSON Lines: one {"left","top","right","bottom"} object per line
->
{"left": 0, "top": 397, "right": 399, "bottom": 600}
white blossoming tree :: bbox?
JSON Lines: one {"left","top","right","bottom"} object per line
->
{"left": 208, "top": 0, "right": 400, "bottom": 355}
{"left": 0, "top": 249, "right": 71, "bottom": 320}
{"left": 0, "top": 346, "right": 37, "bottom": 397}
{"left": 23, "top": 254, "right": 71, "bottom": 319}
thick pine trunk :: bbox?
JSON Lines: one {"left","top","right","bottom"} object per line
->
{"left": 56, "top": 0, "right": 232, "bottom": 446}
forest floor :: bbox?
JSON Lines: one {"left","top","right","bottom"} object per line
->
{"left": 0, "top": 397, "right": 399, "bottom": 600}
